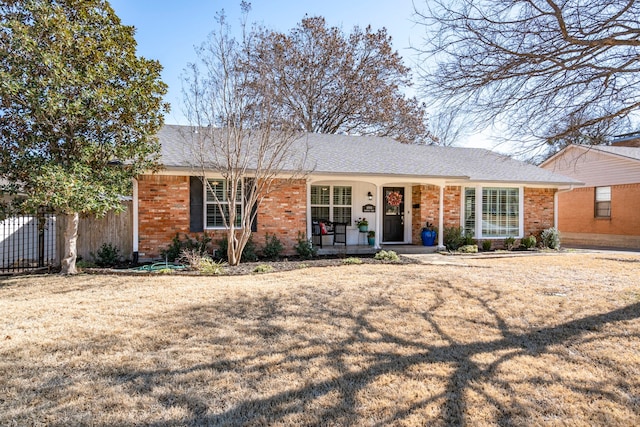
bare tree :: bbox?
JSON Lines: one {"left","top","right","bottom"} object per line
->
{"left": 244, "top": 16, "right": 436, "bottom": 144}
{"left": 414, "top": 0, "right": 640, "bottom": 151}
{"left": 182, "top": 4, "right": 308, "bottom": 266}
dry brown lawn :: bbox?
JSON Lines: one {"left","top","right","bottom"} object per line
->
{"left": 1, "top": 253, "right": 639, "bottom": 426}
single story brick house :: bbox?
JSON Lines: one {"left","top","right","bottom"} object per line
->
{"left": 540, "top": 141, "right": 640, "bottom": 249}
{"left": 134, "top": 125, "right": 581, "bottom": 260}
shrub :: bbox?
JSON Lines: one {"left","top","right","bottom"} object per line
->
{"left": 76, "top": 259, "right": 97, "bottom": 269}
{"left": 198, "top": 258, "right": 226, "bottom": 275}
{"left": 91, "top": 243, "right": 121, "bottom": 267}
{"left": 180, "top": 249, "right": 225, "bottom": 274}
{"left": 253, "top": 264, "right": 274, "bottom": 274}
{"left": 521, "top": 235, "right": 537, "bottom": 249}
{"left": 217, "top": 235, "right": 258, "bottom": 262}
{"left": 262, "top": 233, "right": 284, "bottom": 260}
{"left": 504, "top": 236, "right": 516, "bottom": 251}
{"left": 482, "top": 240, "right": 492, "bottom": 251}
{"left": 459, "top": 244, "right": 478, "bottom": 253}
{"left": 342, "top": 257, "right": 362, "bottom": 265}
{"left": 443, "top": 226, "right": 473, "bottom": 251}
{"left": 162, "top": 232, "right": 211, "bottom": 262}
{"left": 541, "top": 227, "right": 561, "bottom": 249}
{"left": 294, "top": 232, "right": 317, "bottom": 259}
{"left": 374, "top": 250, "right": 400, "bottom": 262}
{"left": 463, "top": 230, "right": 475, "bottom": 246}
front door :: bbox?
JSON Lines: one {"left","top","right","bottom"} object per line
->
{"left": 383, "top": 187, "right": 404, "bottom": 242}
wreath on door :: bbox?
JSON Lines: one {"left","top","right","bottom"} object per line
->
{"left": 386, "top": 191, "right": 403, "bottom": 206}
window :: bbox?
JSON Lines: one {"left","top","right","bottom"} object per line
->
{"left": 595, "top": 186, "right": 611, "bottom": 218}
{"left": 463, "top": 187, "right": 521, "bottom": 238}
{"left": 311, "top": 185, "right": 352, "bottom": 224}
{"left": 464, "top": 188, "right": 476, "bottom": 235}
{"left": 333, "top": 186, "right": 352, "bottom": 223}
{"left": 205, "top": 179, "right": 243, "bottom": 228}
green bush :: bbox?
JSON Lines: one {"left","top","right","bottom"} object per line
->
{"left": 180, "top": 249, "right": 225, "bottom": 274}
{"left": 482, "top": 240, "right": 492, "bottom": 251}
{"left": 541, "top": 227, "right": 561, "bottom": 249}
{"left": 91, "top": 243, "right": 121, "bottom": 267}
{"left": 262, "top": 233, "right": 284, "bottom": 260}
{"left": 342, "top": 257, "right": 362, "bottom": 265}
{"left": 443, "top": 226, "right": 474, "bottom": 251}
{"left": 217, "top": 235, "right": 258, "bottom": 262}
{"left": 253, "top": 264, "right": 274, "bottom": 274}
{"left": 504, "top": 236, "right": 516, "bottom": 251}
{"left": 294, "top": 232, "right": 317, "bottom": 259}
{"left": 162, "top": 232, "right": 211, "bottom": 262}
{"left": 198, "top": 258, "right": 226, "bottom": 275}
{"left": 459, "top": 244, "right": 478, "bottom": 253}
{"left": 374, "top": 250, "right": 400, "bottom": 262}
{"left": 521, "top": 235, "right": 537, "bottom": 249}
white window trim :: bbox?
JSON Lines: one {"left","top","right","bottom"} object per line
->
{"left": 462, "top": 186, "right": 524, "bottom": 239}
{"left": 311, "top": 185, "right": 353, "bottom": 224}
{"left": 204, "top": 179, "right": 244, "bottom": 230}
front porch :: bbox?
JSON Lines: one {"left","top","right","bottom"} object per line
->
{"left": 316, "top": 244, "right": 439, "bottom": 256}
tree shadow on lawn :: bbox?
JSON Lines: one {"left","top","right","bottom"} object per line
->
{"left": 103, "top": 282, "right": 640, "bottom": 426}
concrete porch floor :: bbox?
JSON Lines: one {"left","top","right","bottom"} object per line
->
{"left": 316, "top": 244, "right": 439, "bottom": 256}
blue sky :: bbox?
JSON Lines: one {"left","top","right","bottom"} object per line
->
{"left": 108, "top": 0, "right": 424, "bottom": 126}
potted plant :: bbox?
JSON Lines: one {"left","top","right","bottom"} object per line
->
{"left": 367, "top": 230, "right": 375, "bottom": 246}
{"left": 355, "top": 217, "right": 368, "bottom": 232}
{"left": 421, "top": 222, "right": 437, "bottom": 246}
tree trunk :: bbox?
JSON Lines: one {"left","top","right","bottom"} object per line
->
{"left": 60, "top": 212, "right": 79, "bottom": 275}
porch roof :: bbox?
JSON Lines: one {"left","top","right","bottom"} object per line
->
{"left": 157, "top": 125, "right": 581, "bottom": 186}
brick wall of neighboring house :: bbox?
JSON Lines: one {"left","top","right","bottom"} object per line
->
{"left": 557, "top": 184, "right": 640, "bottom": 248}
{"left": 137, "top": 175, "right": 307, "bottom": 259}
{"left": 523, "top": 187, "right": 556, "bottom": 237}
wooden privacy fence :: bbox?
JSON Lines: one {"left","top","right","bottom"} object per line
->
{"left": 56, "top": 201, "right": 133, "bottom": 264}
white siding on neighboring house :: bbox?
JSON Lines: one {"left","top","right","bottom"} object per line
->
{"left": 542, "top": 146, "right": 640, "bottom": 186}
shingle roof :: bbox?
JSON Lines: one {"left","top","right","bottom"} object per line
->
{"left": 157, "top": 125, "right": 580, "bottom": 186}
{"left": 590, "top": 145, "right": 640, "bottom": 162}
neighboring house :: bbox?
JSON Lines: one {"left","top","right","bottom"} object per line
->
{"left": 133, "top": 125, "right": 580, "bottom": 260}
{"left": 541, "top": 142, "right": 640, "bottom": 249}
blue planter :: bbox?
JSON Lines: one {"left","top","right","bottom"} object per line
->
{"left": 421, "top": 229, "right": 436, "bottom": 246}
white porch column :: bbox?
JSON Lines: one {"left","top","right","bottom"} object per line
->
{"left": 375, "top": 184, "right": 381, "bottom": 248}
{"left": 437, "top": 184, "right": 445, "bottom": 250}
{"left": 306, "top": 179, "right": 312, "bottom": 239}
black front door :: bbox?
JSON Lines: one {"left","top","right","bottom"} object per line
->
{"left": 383, "top": 187, "right": 404, "bottom": 242}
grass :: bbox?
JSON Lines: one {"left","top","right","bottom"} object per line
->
{"left": 1, "top": 253, "right": 639, "bottom": 425}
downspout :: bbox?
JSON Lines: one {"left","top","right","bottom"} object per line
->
{"left": 554, "top": 185, "right": 575, "bottom": 229}
{"left": 437, "top": 185, "right": 445, "bottom": 250}
{"left": 132, "top": 178, "right": 139, "bottom": 264}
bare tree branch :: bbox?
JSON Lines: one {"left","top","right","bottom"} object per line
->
{"left": 414, "top": 0, "right": 640, "bottom": 153}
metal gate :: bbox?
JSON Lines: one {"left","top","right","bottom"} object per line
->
{"left": 1, "top": 209, "right": 56, "bottom": 273}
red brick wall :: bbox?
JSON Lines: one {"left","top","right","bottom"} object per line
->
{"left": 558, "top": 184, "right": 640, "bottom": 237}
{"left": 411, "top": 185, "right": 440, "bottom": 243}
{"left": 443, "top": 186, "right": 461, "bottom": 227}
{"left": 137, "top": 175, "right": 190, "bottom": 258}
{"left": 137, "top": 175, "right": 307, "bottom": 259}
{"left": 252, "top": 179, "right": 307, "bottom": 251}
{"left": 523, "top": 187, "right": 555, "bottom": 237}
{"left": 409, "top": 185, "right": 555, "bottom": 247}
